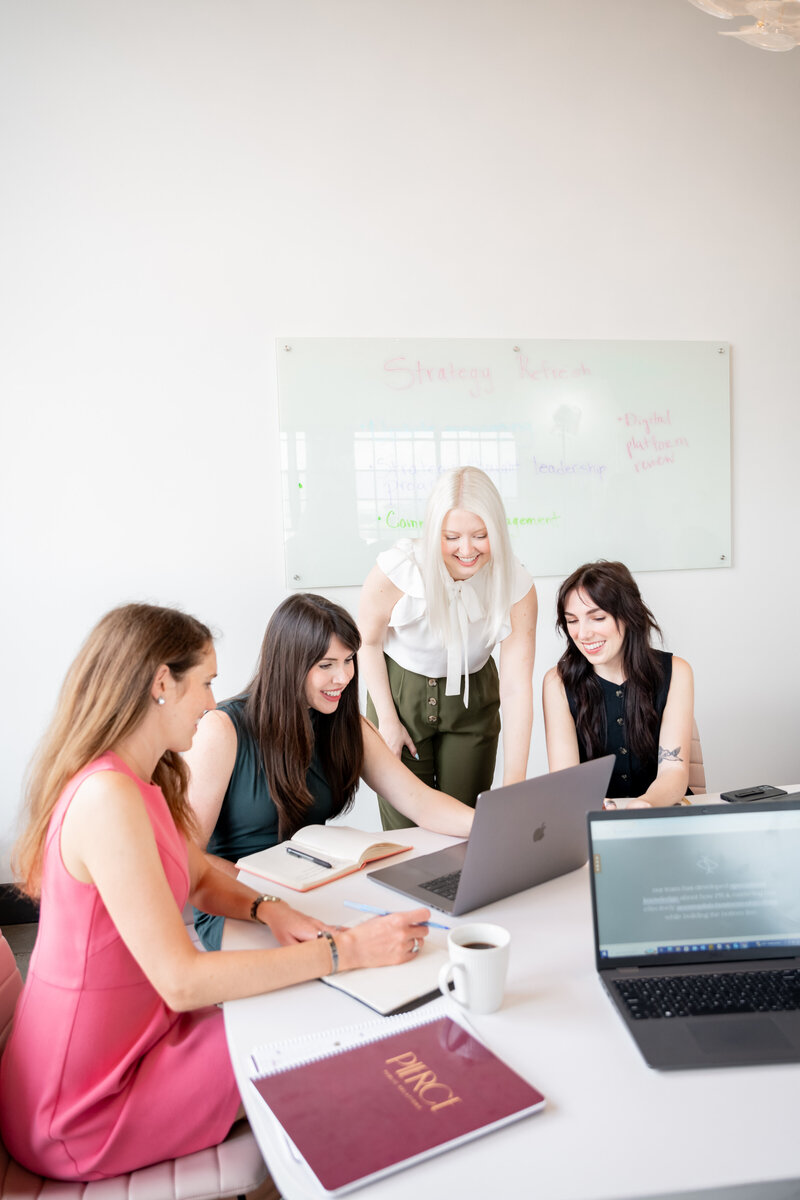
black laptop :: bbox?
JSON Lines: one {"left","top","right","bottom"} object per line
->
{"left": 587, "top": 798, "right": 800, "bottom": 1070}
{"left": 369, "top": 756, "right": 614, "bottom": 915}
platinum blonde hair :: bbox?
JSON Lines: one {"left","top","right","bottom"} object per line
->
{"left": 421, "top": 466, "right": 514, "bottom": 649}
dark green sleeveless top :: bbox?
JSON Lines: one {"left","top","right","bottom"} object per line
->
{"left": 193, "top": 697, "right": 337, "bottom": 950}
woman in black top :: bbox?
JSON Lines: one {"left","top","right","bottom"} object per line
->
{"left": 542, "top": 561, "right": 694, "bottom": 808}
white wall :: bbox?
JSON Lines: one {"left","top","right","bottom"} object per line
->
{"left": 1, "top": 0, "right": 798, "bottom": 875}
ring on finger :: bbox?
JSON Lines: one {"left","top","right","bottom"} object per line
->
{"left": 411, "top": 937, "right": 420, "bottom": 954}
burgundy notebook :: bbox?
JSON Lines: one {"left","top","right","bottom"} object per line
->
{"left": 250, "top": 1006, "right": 545, "bottom": 1194}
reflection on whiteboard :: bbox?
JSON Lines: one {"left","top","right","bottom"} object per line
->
{"left": 277, "top": 338, "right": 731, "bottom": 587}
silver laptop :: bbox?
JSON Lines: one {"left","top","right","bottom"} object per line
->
{"left": 369, "top": 756, "right": 615, "bottom": 916}
{"left": 587, "top": 798, "right": 800, "bottom": 1070}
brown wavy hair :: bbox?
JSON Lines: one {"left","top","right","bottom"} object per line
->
{"left": 14, "top": 604, "right": 212, "bottom": 898}
{"left": 241, "top": 594, "right": 363, "bottom": 839}
{"left": 555, "top": 561, "right": 664, "bottom": 764}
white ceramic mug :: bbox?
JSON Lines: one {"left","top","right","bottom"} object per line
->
{"left": 438, "top": 922, "right": 510, "bottom": 1014}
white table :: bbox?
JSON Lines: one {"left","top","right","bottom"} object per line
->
{"left": 223, "top": 800, "right": 798, "bottom": 1200}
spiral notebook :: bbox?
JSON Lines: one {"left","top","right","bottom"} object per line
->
{"left": 249, "top": 999, "right": 545, "bottom": 1195}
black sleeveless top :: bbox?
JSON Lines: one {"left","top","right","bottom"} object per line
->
{"left": 564, "top": 650, "right": 673, "bottom": 800}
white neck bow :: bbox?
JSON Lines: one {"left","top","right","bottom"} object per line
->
{"left": 444, "top": 579, "right": 485, "bottom": 707}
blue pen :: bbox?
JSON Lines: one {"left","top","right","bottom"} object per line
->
{"left": 342, "top": 900, "right": 450, "bottom": 930}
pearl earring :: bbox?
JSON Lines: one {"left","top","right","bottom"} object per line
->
{"left": 156, "top": 697, "right": 165, "bottom": 706}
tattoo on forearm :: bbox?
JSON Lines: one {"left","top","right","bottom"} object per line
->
{"left": 658, "top": 745, "right": 683, "bottom": 764}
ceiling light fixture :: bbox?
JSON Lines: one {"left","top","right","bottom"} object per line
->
{"left": 688, "top": 0, "right": 800, "bottom": 49}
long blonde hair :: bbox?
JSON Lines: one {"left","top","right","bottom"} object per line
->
{"left": 421, "top": 466, "right": 514, "bottom": 649}
{"left": 14, "top": 603, "right": 212, "bottom": 899}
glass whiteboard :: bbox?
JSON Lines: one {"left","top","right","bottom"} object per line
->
{"left": 276, "top": 338, "right": 731, "bottom": 587}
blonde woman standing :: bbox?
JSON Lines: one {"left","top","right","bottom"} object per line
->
{"left": 359, "top": 466, "right": 538, "bottom": 830}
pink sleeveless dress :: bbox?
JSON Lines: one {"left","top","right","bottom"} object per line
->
{"left": 0, "top": 754, "right": 241, "bottom": 1181}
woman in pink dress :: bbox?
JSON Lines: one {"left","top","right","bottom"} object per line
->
{"left": 0, "top": 603, "right": 429, "bottom": 1182}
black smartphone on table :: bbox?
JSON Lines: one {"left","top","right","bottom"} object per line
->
{"left": 719, "top": 784, "right": 788, "bottom": 803}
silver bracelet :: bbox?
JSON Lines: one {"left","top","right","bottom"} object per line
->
{"left": 316, "top": 929, "right": 339, "bottom": 974}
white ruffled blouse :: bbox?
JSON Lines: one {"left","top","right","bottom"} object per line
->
{"left": 377, "top": 538, "right": 534, "bottom": 707}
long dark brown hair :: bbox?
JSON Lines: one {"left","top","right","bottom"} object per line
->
{"left": 241, "top": 594, "right": 364, "bottom": 838}
{"left": 15, "top": 604, "right": 212, "bottom": 898}
{"left": 555, "top": 561, "right": 664, "bottom": 764}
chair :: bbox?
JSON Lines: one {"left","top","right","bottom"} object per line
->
{"left": 0, "top": 928, "right": 271, "bottom": 1200}
{"left": 688, "top": 718, "right": 706, "bottom": 796}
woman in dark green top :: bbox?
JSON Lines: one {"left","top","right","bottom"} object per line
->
{"left": 186, "top": 594, "right": 475, "bottom": 949}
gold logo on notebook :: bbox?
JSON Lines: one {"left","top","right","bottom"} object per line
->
{"left": 384, "top": 1050, "right": 462, "bottom": 1113}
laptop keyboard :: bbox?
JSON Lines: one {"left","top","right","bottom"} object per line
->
{"left": 615, "top": 969, "right": 800, "bottom": 1019}
{"left": 420, "top": 871, "right": 462, "bottom": 901}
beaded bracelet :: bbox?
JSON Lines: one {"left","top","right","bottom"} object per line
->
{"left": 250, "top": 894, "right": 281, "bottom": 923}
{"left": 316, "top": 929, "right": 339, "bottom": 974}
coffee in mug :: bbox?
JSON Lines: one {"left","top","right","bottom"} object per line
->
{"left": 438, "top": 922, "right": 510, "bottom": 1014}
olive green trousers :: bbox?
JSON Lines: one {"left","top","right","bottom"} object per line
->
{"left": 367, "top": 654, "right": 501, "bottom": 830}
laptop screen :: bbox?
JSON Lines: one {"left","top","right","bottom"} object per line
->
{"left": 588, "top": 800, "right": 800, "bottom": 967}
